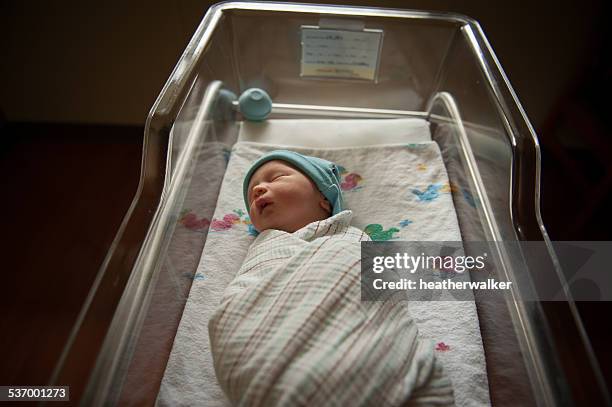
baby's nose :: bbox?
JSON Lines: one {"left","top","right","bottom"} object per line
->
{"left": 253, "top": 184, "right": 266, "bottom": 197}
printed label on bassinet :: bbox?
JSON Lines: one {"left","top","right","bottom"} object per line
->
{"left": 300, "top": 27, "right": 383, "bottom": 81}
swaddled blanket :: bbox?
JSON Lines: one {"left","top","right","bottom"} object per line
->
{"left": 209, "top": 210, "right": 454, "bottom": 406}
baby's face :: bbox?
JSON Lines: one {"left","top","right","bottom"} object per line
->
{"left": 247, "top": 160, "right": 331, "bottom": 233}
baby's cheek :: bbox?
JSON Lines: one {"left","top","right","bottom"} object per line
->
{"left": 248, "top": 211, "right": 261, "bottom": 229}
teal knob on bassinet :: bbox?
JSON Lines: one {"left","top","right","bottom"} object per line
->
{"left": 238, "top": 88, "right": 272, "bottom": 121}
{"left": 214, "top": 89, "right": 237, "bottom": 121}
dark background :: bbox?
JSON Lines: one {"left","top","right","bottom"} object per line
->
{"left": 1, "top": 0, "right": 610, "bottom": 402}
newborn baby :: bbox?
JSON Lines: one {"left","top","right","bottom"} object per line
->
{"left": 209, "top": 150, "right": 453, "bottom": 406}
{"left": 243, "top": 151, "right": 342, "bottom": 233}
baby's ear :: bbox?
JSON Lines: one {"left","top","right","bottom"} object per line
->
{"left": 319, "top": 196, "right": 332, "bottom": 214}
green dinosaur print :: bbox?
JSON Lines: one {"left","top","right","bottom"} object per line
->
{"left": 364, "top": 224, "right": 400, "bottom": 241}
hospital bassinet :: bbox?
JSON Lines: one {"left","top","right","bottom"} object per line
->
{"left": 50, "top": 2, "right": 609, "bottom": 406}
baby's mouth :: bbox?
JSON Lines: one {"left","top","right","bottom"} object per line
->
{"left": 260, "top": 202, "right": 272, "bottom": 213}
{"left": 255, "top": 198, "right": 273, "bottom": 214}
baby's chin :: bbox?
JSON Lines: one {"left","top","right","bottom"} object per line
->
{"left": 254, "top": 216, "right": 328, "bottom": 234}
{"left": 251, "top": 216, "right": 296, "bottom": 233}
{"left": 252, "top": 205, "right": 333, "bottom": 233}
{"left": 254, "top": 222, "right": 295, "bottom": 233}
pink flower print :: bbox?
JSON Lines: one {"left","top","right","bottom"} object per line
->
{"left": 223, "top": 213, "right": 240, "bottom": 224}
{"left": 181, "top": 213, "right": 197, "bottom": 227}
{"left": 211, "top": 213, "right": 241, "bottom": 231}
{"left": 341, "top": 173, "right": 363, "bottom": 191}
{"left": 179, "top": 212, "right": 210, "bottom": 231}
{"left": 435, "top": 342, "right": 450, "bottom": 352}
{"left": 211, "top": 219, "right": 231, "bottom": 230}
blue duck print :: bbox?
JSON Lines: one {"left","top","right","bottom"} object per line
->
{"left": 364, "top": 224, "right": 400, "bottom": 241}
{"left": 184, "top": 272, "right": 206, "bottom": 281}
{"left": 406, "top": 143, "right": 429, "bottom": 149}
{"left": 411, "top": 184, "right": 442, "bottom": 202}
{"left": 399, "top": 219, "right": 413, "bottom": 228}
{"left": 247, "top": 223, "right": 259, "bottom": 237}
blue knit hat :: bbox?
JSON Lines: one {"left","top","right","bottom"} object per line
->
{"left": 243, "top": 150, "right": 344, "bottom": 216}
